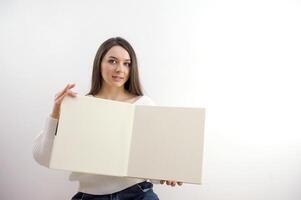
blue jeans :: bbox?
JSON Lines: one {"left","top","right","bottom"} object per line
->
{"left": 71, "top": 181, "right": 159, "bottom": 200}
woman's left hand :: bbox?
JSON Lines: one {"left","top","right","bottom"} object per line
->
{"left": 160, "top": 180, "right": 183, "bottom": 187}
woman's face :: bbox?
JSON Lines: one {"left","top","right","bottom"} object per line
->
{"left": 100, "top": 45, "right": 131, "bottom": 88}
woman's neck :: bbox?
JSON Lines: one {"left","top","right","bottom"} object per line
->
{"left": 95, "top": 86, "right": 133, "bottom": 101}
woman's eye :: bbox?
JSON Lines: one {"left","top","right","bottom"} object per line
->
{"left": 108, "top": 59, "right": 117, "bottom": 64}
{"left": 124, "top": 62, "right": 131, "bottom": 67}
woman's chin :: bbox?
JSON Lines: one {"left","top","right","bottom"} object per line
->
{"left": 110, "top": 82, "right": 125, "bottom": 87}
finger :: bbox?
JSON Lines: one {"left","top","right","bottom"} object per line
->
{"left": 66, "top": 88, "right": 77, "bottom": 95}
{"left": 68, "top": 83, "right": 76, "bottom": 89}
{"left": 171, "top": 181, "right": 176, "bottom": 187}
{"left": 55, "top": 85, "right": 76, "bottom": 101}
{"left": 177, "top": 182, "right": 183, "bottom": 186}
{"left": 166, "top": 181, "right": 171, "bottom": 185}
{"left": 67, "top": 91, "right": 77, "bottom": 97}
{"left": 56, "top": 88, "right": 78, "bottom": 105}
{"left": 56, "top": 91, "right": 73, "bottom": 105}
{"left": 160, "top": 180, "right": 165, "bottom": 184}
{"left": 55, "top": 83, "right": 76, "bottom": 100}
{"left": 55, "top": 92, "right": 67, "bottom": 105}
{"left": 62, "top": 90, "right": 77, "bottom": 100}
{"left": 55, "top": 84, "right": 70, "bottom": 99}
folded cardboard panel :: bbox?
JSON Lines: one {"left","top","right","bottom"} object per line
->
{"left": 49, "top": 96, "right": 134, "bottom": 176}
{"left": 49, "top": 95, "right": 205, "bottom": 184}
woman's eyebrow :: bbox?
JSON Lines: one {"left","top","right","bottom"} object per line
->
{"left": 108, "top": 56, "right": 131, "bottom": 62}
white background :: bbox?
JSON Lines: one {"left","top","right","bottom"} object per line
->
{"left": 0, "top": 0, "right": 300, "bottom": 199}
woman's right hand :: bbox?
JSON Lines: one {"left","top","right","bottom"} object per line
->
{"left": 50, "top": 83, "right": 77, "bottom": 120}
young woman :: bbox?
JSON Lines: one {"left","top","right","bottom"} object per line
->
{"left": 33, "top": 37, "right": 183, "bottom": 200}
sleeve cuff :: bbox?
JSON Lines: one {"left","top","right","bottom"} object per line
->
{"left": 44, "top": 115, "right": 59, "bottom": 137}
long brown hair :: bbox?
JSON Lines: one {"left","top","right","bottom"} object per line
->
{"left": 86, "top": 37, "right": 143, "bottom": 96}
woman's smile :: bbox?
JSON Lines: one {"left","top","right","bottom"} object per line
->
{"left": 112, "top": 75, "right": 124, "bottom": 82}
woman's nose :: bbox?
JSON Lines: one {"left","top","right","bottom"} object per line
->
{"left": 115, "top": 63, "right": 124, "bottom": 72}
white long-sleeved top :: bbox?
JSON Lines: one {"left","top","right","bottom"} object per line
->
{"left": 32, "top": 95, "right": 160, "bottom": 195}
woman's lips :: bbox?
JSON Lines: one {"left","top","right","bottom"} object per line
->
{"left": 112, "top": 75, "right": 124, "bottom": 81}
